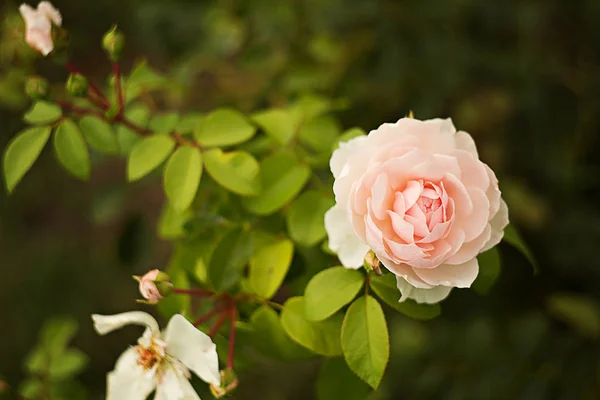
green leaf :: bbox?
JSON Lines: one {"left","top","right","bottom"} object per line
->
{"left": 304, "top": 267, "right": 364, "bottom": 321}
{"left": 19, "top": 379, "right": 44, "bottom": 400}
{"left": 290, "top": 94, "right": 332, "bottom": 123}
{"left": 127, "top": 134, "right": 176, "bottom": 181}
{"left": 3, "top": 126, "right": 51, "bottom": 192}
{"left": 547, "top": 293, "right": 600, "bottom": 339}
{"left": 177, "top": 113, "right": 204, "bottom": 134}
{"left": 281, "top": 297, "right": 343, "bottom": 356}
{"left": 41, "top": 317, "right": 78, "bottom": 353}
{"left": 503, "top": 224, "right": 538, "bottom": 272}
{"left": 316, "top": 357, "right": 372, "bottom": 400}
{"left": 79, "top": 116, "right": 119, "bottom": 154}
{"left": 333, "top": 127, "right": 366, "bottom": 150}
{"left": 117, "top": 104, "right": 150, "bottom": 155}
{"left": 242, "top": 151, "right": 310, "bottom": 215}
{"left": 194, "top": 108, "right": 256, "bottom": 147}
{"left": 369, "top": 273, "right": 440, "bottom": 320}
{"left": 125, "top": 60, "right": 168, "bottom": 103}
{"left": 341, "top": 295, "right": 389, "bottom": 389}
{"left": 149, "top": 112, "right": 180, "bottom": 133}
{"left": 48, "top": 349, "right": 88, "bottom": 379}
{"left": 298, "top": 115, "right": 341, "bottom": 153}
{"left": 287, "top": 190, "right": 334, "bottom": 246}
{"left": 203, "top": 149, "right": 260, "bottom": 196}
{"left": 25, "top": 346, "right": 48, "bottom": 374}
{"left": 23, "top": 101, "right": 62, "bottom": 124}
{"left": 163, "top": 147, "right": 202, "bottom": 212}
{"left": 53, "top": 119, "right": 90, "bottom": 179}
{"left": 249, "top": 238, "right": 294, "bottom": 299}
{"left": 250, "top": 306, "right": 313, "bottom": 361}
{"left": 473, "top": 247, "right": 502, "bottom": 295}
{"left": 251, "top": 109, "right": 297, "bottom": 145}
{"left": 158, "top": 203, "right": 193, "bottom": 239}
{"left": 209, "top": 227, "right": 256, "bottom": 292}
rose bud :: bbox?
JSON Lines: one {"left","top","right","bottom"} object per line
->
{"left": 364, "top": 251, "right": 382, "bottom": 275}
{"left": 19, "top": 1, "right": 62, "bottom": 56}
{"left": 102, "top": 25, "right": 125, "bottom": 62}
{"left": 24, "top": 75, "right": 49, "bottom": 99}
{"left": 133, "top": 269, "right": 172, "bottom": 304}
{"left": 66, "top": 73, "right": 88, "bottom": 97}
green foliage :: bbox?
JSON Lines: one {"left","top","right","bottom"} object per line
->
{"left": 369, "top": 273, "right": 440, "bottom": 320}
{"left": 286, "top": 190, "right": 334, "bottom": 247}
{"left": 547, "top": 293, "right": 600, "bottom": 339}
{"left": 248, "top": 237, "right": 294, "bottom": 299}
{"left": 194, "top": 108, "right": 256, "bottom": 147}
{"left": 473, "top": 247, "right": 502, "bottom": 295}
{"left": 242, "top": 151, "right": 310, "bottom": 215}
{"left": 281, "top": 297, "right": 343, "bottom": 356}
{"left": 503, "top": 224, "right": 538, "bottom": 272}
{"left": 149, "top": 112, "right": 180, "bottom": 133}
{"left": 209, "top": 227, "right": 256, "bottom": 292}
{"left": 79, "top": 116, "right": 120, "bottom": 155}
{"left": 164, "top": 146, "right": 202, "bottom": 212}
{"left": 127, "top": 134, "right": 176, "bottom": 181}
{"left": 125, "top": 60, "right": 168, "bottom": 104}
{"left": 298, "top": 116, "right": 341, "bottom": 154}
{"left": 203, "top": 149, "right": 261, "bottom": 195}
{"left": 316, "top": 358, "right": 371, "bottom": 400}
{"left": 20, "top": 317, "right": 88, "bottom": 400}
{"left": 304, "top": 267, "right": 364, "bottom": 321}
{"left": 23, "top": 101, "right": 62, "bottom": 125}
{"left": 53, "top": 119, "right": 90, "bottom": 180}
{"left": 117, "top": 104, "right": 150, "bottom": 154}
{"left": 3, "top": 126, "right": 51, "bottom": 192}
{"left": 341, "top": 295, "right": 389, "bottom": 389}
{"left": 251, "top": 109, "right": 297, "bottom": 146}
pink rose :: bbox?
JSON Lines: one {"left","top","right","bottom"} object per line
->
{"left": 325, "top": 118, "right": 509, "bottom": 304}
{"left": 19, "top": 2, "right": 62, "bottom": 56}
{"left": 135, "top": 269, "right": 163, "bottom": 304}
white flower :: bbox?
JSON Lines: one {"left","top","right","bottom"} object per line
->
{"left": 92, "top": 311, "right": 220, "bottom": 400}
{"left": 19, "top": 2, "right": 62, "bottom": 56}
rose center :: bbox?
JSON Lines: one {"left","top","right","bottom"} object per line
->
{"left": 136, "top": 338, "right": 167, "bottom": 370}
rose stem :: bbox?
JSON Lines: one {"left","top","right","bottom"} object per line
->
{"left": 112, "top": 63, "right": 124, "bottom": 117}
{"left": 227, "top": 303, "right": 237, "bottom": 369}
{"left": 193, "top": 307, "right": 227, "bottom": 326}
{"left": 208, "top": 311, "right": 229, "bottom": 338}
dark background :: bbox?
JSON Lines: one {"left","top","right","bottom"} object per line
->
{"left": 1, "top": 0, "right": 600, "bottom": 398}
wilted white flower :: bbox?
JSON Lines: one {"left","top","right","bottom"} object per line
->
{"left": 92, "top": 311, "right": 220, "bottom": 400}
{"left": 19, "top": 1, "right": 62, "bottom": 56}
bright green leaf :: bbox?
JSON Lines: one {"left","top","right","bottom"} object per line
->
{"left": 242, "top": 151, "right": 310, "bottom": 215}
{"left": 23, "top": 101, "right": 62, "bottom": 124}
{"left": 249, "top": 238, "right": 294, "bottom": 299}
{"left": 149, "top": 112, "right": 180, "bottom": 133}
{"left": 503, "top": 224, "right": 538, "bottom": 273}
{"left": 194, "top": 108, "right": 256, "bottom": 147}
{"left": 341, "top": 295, "right": 389, "bottom": 389}
{"left": 250, "top": 306, "right": 313, "bottom": 361}
{"left": 287, "top": 190, "right": 334, "bottom": 246}
{"left": 203, "top": 149, "right": 260, "bottom": 196}
{"left": 163, "top": 147, "right": 202, "bottom": 212}
{"left": 48, "top": 349, "right": 88, "bottom": 379}
{"left": 125, "top": 60, "right": 168, "bottom": 103}
{"left": 304, "top": 267, "right": 364, "bottom": 321}
{"left": 53, "top": 119, "right": 90, "bottom": 179}
{"left": 79, "top": 116, "right": 119, "bottom": 154}
{"left": 3, "top": 126, "right": 51, "bottom": 192}
{"left": 317, "top": 357, "right": 372, "bottom": 400}
{"left": 177, "top": 113, "right": 204, "bottom": 134}
{"left": 158, "top": 203, "right": 193, "bottom": 239}
{"left": 281, "top": 297, "right": 343, "bottom": 356}
{"left": 251, "top": 109, "right": 297, "bottom": 145}
{"left": 127, "top": 134, "right": 176, "bottom": 181}
{"left": 209, "top": 227, "right": 256, "bottom": 292}
{"left": 333, "top": 127, "right": 366, "bottom": 150}
{"left": 369, "top": 273, "right": 440, "bottom": 320}
{"left": 290, "top": 94, "right": 332, "bottom": 123}
{"left": 299, "top": 115, "right": 341, "bottom": 153}
{"left": 473, "top": 247, "right": 502, "bottom": 295}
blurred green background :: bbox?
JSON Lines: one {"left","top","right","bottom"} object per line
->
{"left": 2, "top": 0, "right": 600, "bottom": 398}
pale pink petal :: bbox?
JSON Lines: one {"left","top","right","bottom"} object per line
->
{"left": 481, "top": 198, "right": 509, "bottom": 252}
{"left": 396, "top": 276, "right": 452, "bottom": 304}
{"left": 407, "top": 239, "right": 453, "bottom": 269}
{"left": 414, "top": 257, "right": 479, "bottom": 288}
{"left": 370, "top": 173, "right": 393, "bottom": 220}
{"left": 403, "top": 180, "right": 423, "bottom": 210}
{"left": 384, "top": 150, "right": 429, "bottom": 189}
{"left": 459, "top": 188, "right": 490, "bottom": 242}
{"left": 379, "top": 257, "right": 433, "bottom": 289}
{"left": 419, "top": 220, "right": 451, "bottom": 244}
{"left": 445, "top": 224, "right": 491, "bottom": 265}
{"left": 452, "top": 150, "right": 490, "bottom": 190}
{"left": 387, "top": 210, "right": 414, "bottom": 243}
{"left": 442, "top": 173, "right": 473, "bottom": 218}
{"left": 454, "top": 130, "right": 479, "bottom": 157}
{"left": 393, "top": 192, "right": 406, "bottom": 216}
{"left": 384, "top": 238, "right": 427, "bottom": 261}
{"left": 405, "top": 213, "right": 429, "bottom": 238}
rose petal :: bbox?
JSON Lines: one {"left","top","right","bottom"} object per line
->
{"left": 371, "top": 173, "right": 393, "bottom": 220}
{"left": 445, "top": 224, "right": 491, "bottom": 265}
{"left": 452, "top": 150, "right": 490, "bottom": 190}
{"left": 454, "top": 130, "right": 479, "bottom": 157}
{"left": 413, "top": 257, "right": 479, "bottom": 288}
{"left": 379, "top": 257, "right": 433, "bottom": 289}
{"left": 325, "top": 205, "right": 370, "bottom": 268}
{"left": 460, "top": 188, "right": 490, "bottom": 242}
{"left": 481, "top": 198, "right": 509, "bottom": 252}
{"left": 396, "top": 276, "right": 452, "bottom": 304}
{"left": 387, "top": 210, "right": 415, "bottom": 243}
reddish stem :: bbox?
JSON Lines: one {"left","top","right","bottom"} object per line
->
{"left": 208, "top": 311, "right": 229, "bottom": 338}
{"left": 57, "top": 101, "right": 105, "bottom": 119}
{"left": 227, "top": 305, "right": 237, "bottom": 369}
{"left": 193, "top": 307, "right": 226, "bottom": 326}
{"left": 172, "top": 288, "right": 215, "bottom": 297}
{"left": 113, "top": 63, "right": 124, "bottom": 117}
{"left": 66, "top": 61, "right": 111, "bottom": 109}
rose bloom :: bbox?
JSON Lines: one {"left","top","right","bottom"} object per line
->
{"left": 325, "top": 118, "right": 508, "bottom": 304}
{"left": 19, "top": 2, "right": 62, "bottom": 56}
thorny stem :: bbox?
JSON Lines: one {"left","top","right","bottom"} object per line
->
{"left": 227, "top": 304, "right": 237, "bottom": 369}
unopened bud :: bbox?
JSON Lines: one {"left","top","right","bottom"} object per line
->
{"left": 364, "top": 251, "right": 382, "bottom": 275}
{"left": 66, "top": 73, "right": 88, "bottom": 97}
{"left": 133, "top": 269, "right": 172, "bottom": 304}
{"left": 102, "top": 25, "right": 125, "bottom": 62}
{"left": 25, "top": 76, "right": 49, "bottom": 99}
{"left": 210, "top": 368, "right": 238, "bottom": 398}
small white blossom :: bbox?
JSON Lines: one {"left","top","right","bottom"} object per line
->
{"left": 19, "top": 2, "right": 62, "bottom": 56}
{"left": 92, "top": 311, "right": 220, "bottom": 400}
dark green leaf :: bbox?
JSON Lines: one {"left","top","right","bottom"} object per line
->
{"left": 503, "top": 224, "right": 538, "bottom": 273}
{"left": 286, "top": 190, "right": 334, "bottom": 246}
{"left": 370, "top": 274, "right": 440, "bottom": 320}
{"left": 79, "top": 116, "right": 119, "bottom": 154}
{"left": 473, "top": 247, "right": 502, "bottom": 295}
{"left": 316, "top": 357, "right": 371, "bottom": 400}
{"left": 209, "top": 227, "right": 256, "bottom": 292}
